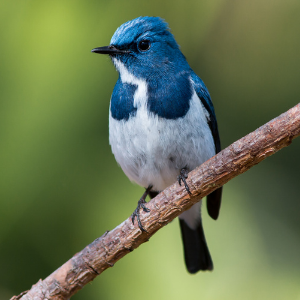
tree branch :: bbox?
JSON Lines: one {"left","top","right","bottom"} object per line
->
{"left": 12, "top": 103, "right": 300, "bottom": 300}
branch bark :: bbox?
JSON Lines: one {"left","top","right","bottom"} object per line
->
{"left": 12, "top": 103, "right": 300, "bottom": 300}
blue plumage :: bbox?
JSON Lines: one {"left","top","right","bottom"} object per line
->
{"left": 111, "top": 80, "right": 137, "bottom": 120}
{"left": 92, "top": 16, "right": 222, "bottom": 273}
{"left": 191, "top": 73, "right": 221, "bottom": 153}
{"left": 147, "top": 71, "right": 192, "bottom": 119}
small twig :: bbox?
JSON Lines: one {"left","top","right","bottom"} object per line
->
{"left": 12, "top": 103, "right": 300, "bottom": 300}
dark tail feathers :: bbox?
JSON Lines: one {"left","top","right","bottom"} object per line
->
{"left": 179, "top": 218, "right": 213, "bottom": 273}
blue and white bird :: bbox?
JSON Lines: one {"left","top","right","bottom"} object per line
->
{"left": 92, "top": 16, "right": 222, "bottom": 274}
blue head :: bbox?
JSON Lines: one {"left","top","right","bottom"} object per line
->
{"left": 92, "top": 17, "right": 198, "bottom": 120}
{"left": 92, "top": 17, "right": 190, "bottom": 79}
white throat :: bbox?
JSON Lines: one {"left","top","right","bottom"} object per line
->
{"left": 112, "top": 58, "right": 148, "bottom": 109}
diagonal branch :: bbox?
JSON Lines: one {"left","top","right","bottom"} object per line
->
{"left": 12, "top": 103, "right": 300, "bottom": 300}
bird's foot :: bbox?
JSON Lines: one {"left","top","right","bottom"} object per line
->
{"left": 178, "top": 168, "right": 192, "bottom": 195}
{"left": 131, "top": 185, "right": 152, "bottom": 232}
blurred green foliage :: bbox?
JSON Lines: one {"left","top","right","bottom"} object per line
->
{"left": 1, "top": 0, "right": 300, "bottom": 299}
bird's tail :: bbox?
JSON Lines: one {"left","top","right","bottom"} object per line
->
{"left": 148, "top": 190, "right": 213, "bottom": 273}
{"left": 179, "top": 217, "right": 213, "bottom": 273}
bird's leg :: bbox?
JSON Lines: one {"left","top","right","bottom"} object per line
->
{"left": 178, "top": 168, "right": 192, "bottom": 195}
{"left": 131, "top": 185, "right": 152, "bottom": 232}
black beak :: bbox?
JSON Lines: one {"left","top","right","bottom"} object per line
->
{"left": 91, "top": 45, "right": 127, "bottom": 55}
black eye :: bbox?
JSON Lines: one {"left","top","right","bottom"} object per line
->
{"left": 138, "top": 40, "right": 151, "bottom": 51}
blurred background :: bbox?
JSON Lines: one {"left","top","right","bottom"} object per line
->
{"left": 1, "top": 0, "right": 300, "bottom": 299}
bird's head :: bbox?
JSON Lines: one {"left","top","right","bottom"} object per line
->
{"left": 92, "top": 17, "right": 189, "bottom": 78}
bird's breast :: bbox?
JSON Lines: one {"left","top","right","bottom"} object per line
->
{"left": 110, "top": 81, "right": 137, "bottom": 120}
{"left": 111, "top": 58, "right": 194, "bottom": 121}
{"left": 109, "top": 91, "right": 215, "bottom": 192}
{"left": 147, "top": 74, "right": 192, "bottom": 119}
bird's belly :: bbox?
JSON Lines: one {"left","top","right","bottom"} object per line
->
{"left": 109, "top": 96, "right": 215, "bottom": 192}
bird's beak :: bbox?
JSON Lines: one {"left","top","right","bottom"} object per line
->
{"left": 91, "top": 45, "right": 127, "bottom": 55}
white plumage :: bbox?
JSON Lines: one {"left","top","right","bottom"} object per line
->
{"left": 109, "top": 60, "right": 216, "bottom": 229}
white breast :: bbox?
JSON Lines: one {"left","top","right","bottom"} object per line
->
{"left": 109, "top": 59, "right": 215, "bottom": 192}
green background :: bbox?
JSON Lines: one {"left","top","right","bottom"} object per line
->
{"left": 1, "top": 1, "right": 300, "bottom": 299}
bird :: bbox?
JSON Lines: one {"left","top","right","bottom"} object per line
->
{"left": 92, "top": 16, "right": 222, "bottom": 274}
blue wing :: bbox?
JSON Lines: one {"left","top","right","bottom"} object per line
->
{"left": 191, "top": 73, "right": 223, "bottom": 220}
{"left": 191, "top": 73, "right": 221, "bottom": 153}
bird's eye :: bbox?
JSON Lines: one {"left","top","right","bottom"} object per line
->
{"left": 138, "top": 40, "right": 151, "bottom": 51}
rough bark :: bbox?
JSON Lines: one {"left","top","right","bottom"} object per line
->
{"left": 12, "top": 103, "right": 300, "bottom": 300}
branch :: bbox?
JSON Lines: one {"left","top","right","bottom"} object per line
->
{"left": 12, "top": 103, "right": 300, "bottom": 300}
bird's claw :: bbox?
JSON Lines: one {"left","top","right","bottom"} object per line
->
{"left": 178, "top": 168, "right": 192, "bottom": 195}
{"left": 131, "top": 186, "right": 152, "bottom": 232}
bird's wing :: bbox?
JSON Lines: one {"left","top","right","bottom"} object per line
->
{"left": 191, "top": 73, "right": 223, "bottom": 220}
{"left": 191, "top": 73, "right": 220, "bottom": 153}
